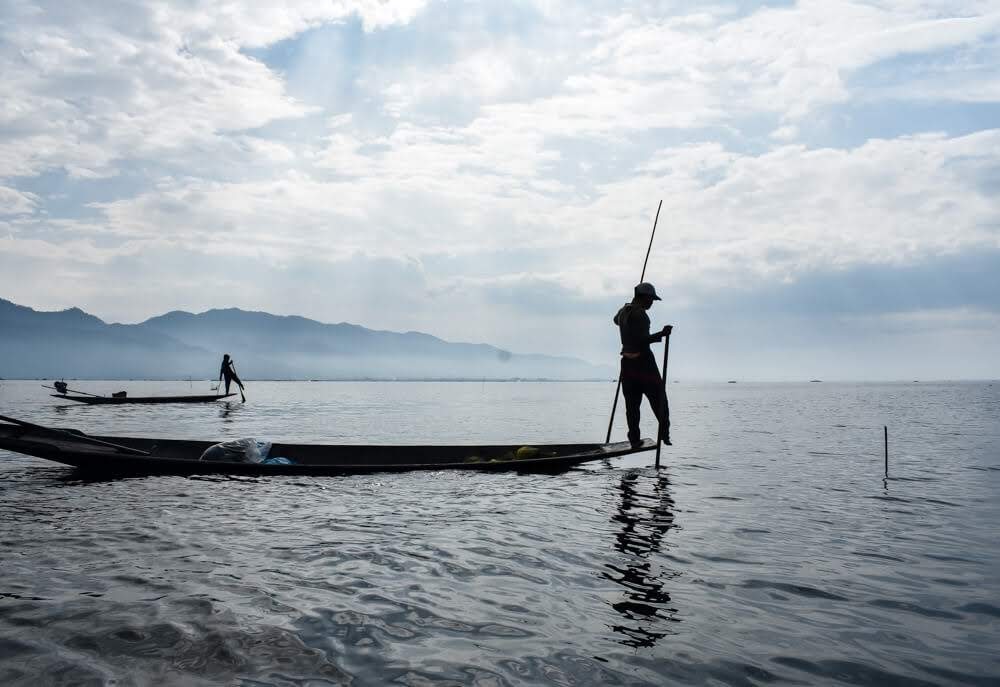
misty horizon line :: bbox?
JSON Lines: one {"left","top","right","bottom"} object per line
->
{"left": 4, "top": 297, "right": 997, "bottom": 380}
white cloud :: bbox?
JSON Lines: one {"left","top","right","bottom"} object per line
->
{"left": 0, "top": 187, "right": 39, "bottom": 215}
{"left": 0, "top": 0, "right": 428, "bottom": 179}
{"left": 582, "top": 2, "right": 1000, "bottom": 125}
{"left": 586, "top": 129, "right": 1000, "bottom": 289}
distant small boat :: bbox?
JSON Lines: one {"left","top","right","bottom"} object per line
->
{"left": 810, "top": 379, "right": 822, "bottom": 383}
{"left": 727, "top": 380, "right": 737, "bottom": 384}
{"left": 53, "top": 393, "right": 235, "bottom": 405}
{"left": 44, "top": 383, "right": 233, "bottom": 405}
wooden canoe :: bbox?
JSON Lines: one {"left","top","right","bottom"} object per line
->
{"left": 0, "top": 419, "right": 657, "bottom": 476}
{"left": 52, "top": 393, "right": 236, "bottom": 404}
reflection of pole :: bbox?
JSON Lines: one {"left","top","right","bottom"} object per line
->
{"left": 606, "top": 200, "right": 663, "bottom": 443}
{"left": 655, "top": 332, "right": 671, "bottom": 469}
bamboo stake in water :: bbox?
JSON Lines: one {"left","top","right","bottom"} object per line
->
{"left": 884, "top": 425, "right": 888, "bottom": 478}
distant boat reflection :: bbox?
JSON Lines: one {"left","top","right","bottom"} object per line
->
{"left": 605, "top": 469, "right": 680, "bottom": 648}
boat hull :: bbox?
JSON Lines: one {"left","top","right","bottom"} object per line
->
{"left": 52, "top": 394, "right": 236, "bottom": 404}
{"left": 0, "top": 424, "right": 657, "bottom": 475}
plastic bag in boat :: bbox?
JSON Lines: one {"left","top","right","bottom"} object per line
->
{"left": 262, "top": 456, "right": 294, "bottom": 465}
{"left": 199, "top": 438, "right": 272, "bottom": 463}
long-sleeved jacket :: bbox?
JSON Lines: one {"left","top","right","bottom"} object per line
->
{"left": 614, "top": 302, "right": 663, "bottom": 357}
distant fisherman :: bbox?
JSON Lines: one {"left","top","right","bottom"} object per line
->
{"left": 614, "top": 283, "right": 672, "bottom": 448}
{"left": 218, "top": 354, "right": 245, "bottom": 397}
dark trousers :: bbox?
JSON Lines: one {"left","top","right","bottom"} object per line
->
{"left": 224, "top": 372, "right": 242, "bottom": 394}
{"left": 621, "top": 354, "right": 669, "bottom": 445}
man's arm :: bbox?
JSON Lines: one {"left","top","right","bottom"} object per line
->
{"left": 644, "top": 324, "right": 672, "bottom": 343}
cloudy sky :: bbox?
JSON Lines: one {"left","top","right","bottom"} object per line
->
{"left": 2, "top": 0, "right": 999, "bottom": 379}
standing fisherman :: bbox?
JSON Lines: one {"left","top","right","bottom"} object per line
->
{"left": 614, "top": 283, "right": 672, "bottom": 448}
{"left": 218, "top": 354, "right": 245, "bottom": 400}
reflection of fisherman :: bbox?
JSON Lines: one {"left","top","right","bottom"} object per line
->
{"left": 614, "top": 283, "right": 671, "bottom": 448}
{"left": 218, "top": 354, "right": 244, "bottom": 395}
{"left": 606, "top": 471, "right": 679, "bottom": 648}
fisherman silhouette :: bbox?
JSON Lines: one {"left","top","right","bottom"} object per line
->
{"left": 218, "top": 354, "right": 245, "bottom": 400}
{"left": 613, "top": 282, "right": 672, "bottom": 448}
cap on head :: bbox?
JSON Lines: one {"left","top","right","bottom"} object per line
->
{"left": 634, "top": 282, "right": 661, "bottom": 301}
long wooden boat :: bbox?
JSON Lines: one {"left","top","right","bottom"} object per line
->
{"left": 52, "top": 393, "right": 236, "bottom": 405}
{"left": 0, "top": 418, "right": 656, "bottom": 476}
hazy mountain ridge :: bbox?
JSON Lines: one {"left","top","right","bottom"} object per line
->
{"left": 0, "top": 299, "right": 613, "bottom": 380}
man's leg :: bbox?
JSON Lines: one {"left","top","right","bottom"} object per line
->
{"left": 224, "top": 377, "right": 231, "bottom": 394}
{"left": 622, "top": 367, "right": 643, "bottom": 447}
{"left": 642, "top": 369, "right": 670, "bottom": 444}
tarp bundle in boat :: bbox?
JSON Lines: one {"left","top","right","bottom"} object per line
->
{"left": 198, "top": 438, "right": 293, "bottom": 465}
{"left": 199, "top": 438, "right": 271, "bottom": 463}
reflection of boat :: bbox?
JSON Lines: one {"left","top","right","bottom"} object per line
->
{"left": 605, "top": 471, "right": 679, "bottom": 647}
{"left": 0, "top": 416, "right": 657, "bottom": 476}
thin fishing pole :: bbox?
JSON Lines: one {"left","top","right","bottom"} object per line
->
{"left": 640, "top": 200, "right": 662, "bottom": 283}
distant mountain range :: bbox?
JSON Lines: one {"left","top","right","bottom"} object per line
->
{"left": 0, "top": 298, "right": 613, "bottom": 380}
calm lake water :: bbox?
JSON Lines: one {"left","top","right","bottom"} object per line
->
{"left": 1, "top": 379, "right": 998, "bottom": 686}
